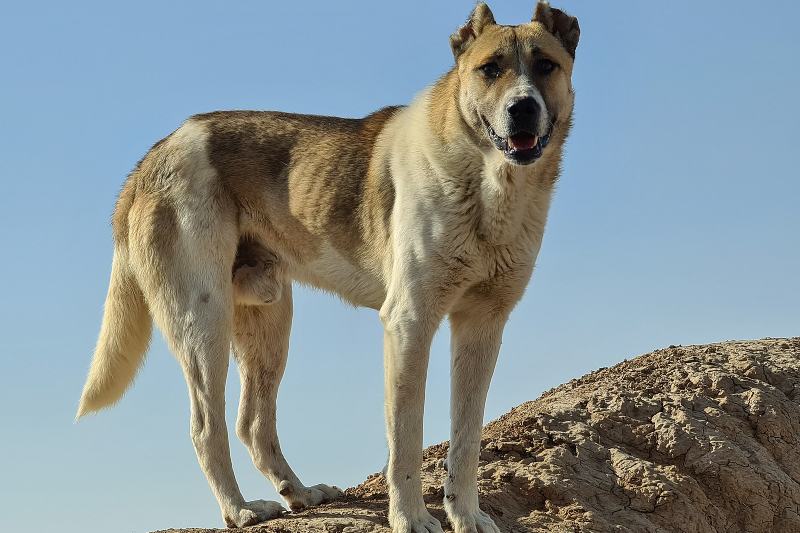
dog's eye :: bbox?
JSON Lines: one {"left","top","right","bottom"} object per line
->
{"left": 534, "top": 58, "right": 557, "bottom": 76}
{"left": 479, "top": 62, "right": 502, "bottom": 79}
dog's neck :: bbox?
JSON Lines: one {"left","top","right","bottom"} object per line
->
{"left": 422, "top": 69, "right": 565, "bottom": 246}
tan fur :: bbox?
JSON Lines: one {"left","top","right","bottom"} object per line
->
{"left": 76, "top": 247, "right": 152, "bottom": 416}
{"left": 77, "top": 3, "right": 579, "bottom": 531}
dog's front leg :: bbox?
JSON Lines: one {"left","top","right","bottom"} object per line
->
{"left": 445, "top": 292, "right": 517, "bottom": 533}
{"left": 380, "top": 279, "right": 450, "bottom": 533}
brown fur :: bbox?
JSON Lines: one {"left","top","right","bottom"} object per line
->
{"left": 533, "top": 2, "right": 580, "bottom": 58}
{"left": 197, "top": 108, "right": 399, "bottom": 271}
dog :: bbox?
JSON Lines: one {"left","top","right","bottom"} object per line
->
{"left": 77, "top": 2, "right": 579, "bottom": 531}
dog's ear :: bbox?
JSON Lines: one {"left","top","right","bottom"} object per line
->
{"left": 532, "top": 1, "right": 580, "bottom": 58}
{"left": 450, "top": 3, "right": 496, "bottom": 59}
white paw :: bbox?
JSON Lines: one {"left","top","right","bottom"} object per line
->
{"left": 390, "top": 508, "right": 444, "bottom": 533}
{"left": 224, "top": 499, "right": 285, "bottom": 527}
{"left": 446, "top": 507, "right": 500, "bottom": 533}
{"left": 278, "top": 481, "right": 343, "bottom": 511}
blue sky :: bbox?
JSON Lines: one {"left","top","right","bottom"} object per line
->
{"left": 1, "top": 1, "right": 798, "bottom": 531}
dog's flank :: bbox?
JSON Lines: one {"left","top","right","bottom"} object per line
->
{"left": 77, "top": 2, "right": 578, "bottom": 532}
{"left": 198, "top": 108, "right": 401, "bottom": 309}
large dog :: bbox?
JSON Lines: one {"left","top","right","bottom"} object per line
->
{"left": 77, "top": 2, "right": 579, "bottom": 532}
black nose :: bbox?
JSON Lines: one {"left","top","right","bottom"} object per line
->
{"left": 507, "top": 97, "right": 540, "bottom": 125}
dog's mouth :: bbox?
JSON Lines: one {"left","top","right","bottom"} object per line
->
{"left": 481, "top": 117, "right": 553, "bottom": 165}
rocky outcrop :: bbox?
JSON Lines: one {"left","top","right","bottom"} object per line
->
{"left": 154, "top": 337, "right": 800, "bottom": 533}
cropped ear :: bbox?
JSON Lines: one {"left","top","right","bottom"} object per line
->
{"left": 450, "top": 3, "right": 496, "bottom": 59}
{"left": 533, "top": 1, "right": 580, "bottom": 58}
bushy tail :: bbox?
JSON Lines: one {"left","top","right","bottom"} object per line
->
{"left": 76, "top": 248, "right": 152, "bottom": 419}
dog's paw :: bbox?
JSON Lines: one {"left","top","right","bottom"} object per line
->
{"left": 223, "top": 499, "right": 285, "bottom": 527}
{"left": 390, "top": 508, "right": 444, "bottom": 533}
{"left": 278, "top": 481, "right": 343, "bottom": 512}
{"left": 445, "top": 507, "right": 500, "bottom": 533}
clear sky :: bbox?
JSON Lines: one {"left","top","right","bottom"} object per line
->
{"left": 1, "top": 1, "right": 798, "bottom": 531}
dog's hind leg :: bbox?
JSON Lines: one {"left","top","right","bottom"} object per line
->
{"left": 129, "top": 194, "right": 284, "bottom": 528}
{"left": 232, "top": 286, "right": 344, "bottom": 512}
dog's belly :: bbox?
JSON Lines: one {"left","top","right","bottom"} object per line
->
{"left": 290, "top": 242, "right": 386, "bottom": 310}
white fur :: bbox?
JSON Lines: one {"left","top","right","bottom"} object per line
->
{"left": 292, "top": 241, "right": 386, "bottom": 309}
{"left": 373, "top": 86, "right": 554, "bottom": 532}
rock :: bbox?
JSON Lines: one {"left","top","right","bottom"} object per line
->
{"left": 152, "top": 337, "right": 800, "bottom": 533}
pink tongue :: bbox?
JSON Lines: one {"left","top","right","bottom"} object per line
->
{"left": 509, "top": 134, "right": 538, "bottom": 150}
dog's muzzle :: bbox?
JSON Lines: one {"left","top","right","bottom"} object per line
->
{"left": 481, "top": 116, "right": 552, "bottom": 166}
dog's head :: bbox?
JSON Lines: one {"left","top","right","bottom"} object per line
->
{"left": 451, "top": 2, "right": 579, "bottom": 166}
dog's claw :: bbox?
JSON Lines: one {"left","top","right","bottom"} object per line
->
{"left": 224, "top": 499, "right": 285, "bottom": 527}
{"left": 391, "top": 509, "right": 444, "bottom": 533}
{"left": 446, "top": 507, "right": 500, "bottom": 533}
{"left": 279, "top": 482, "right": 344, "bottom": 512}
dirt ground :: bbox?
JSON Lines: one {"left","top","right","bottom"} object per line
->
{"left": 154, "top": 337, "right": 800, "bottom": 533}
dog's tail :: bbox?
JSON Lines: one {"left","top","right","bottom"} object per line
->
{"left": 76, "top": 248, "right": 152, "bottom": 419}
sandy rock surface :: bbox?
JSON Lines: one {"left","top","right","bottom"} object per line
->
{"left": 154, "top": 338, "right": 800, "bottom": 533}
